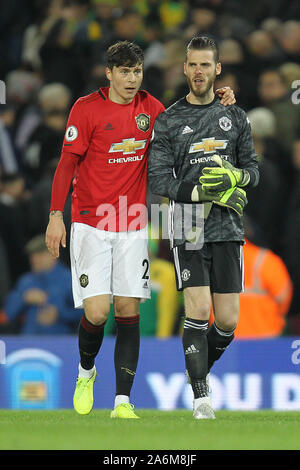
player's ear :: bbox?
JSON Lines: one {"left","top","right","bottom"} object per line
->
{"left": 183, "top": 62, "right": 187, "bottom": 76}
{"left": 216, "top": 62, "right": 221, "bottom": 76}
{"left": 105, "top": 67, "right": 112, "bottom": 81}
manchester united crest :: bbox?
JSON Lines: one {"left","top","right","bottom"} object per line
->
{"left": 80, "top": 274, "right": 89, "bottom": 288}
{"left": 135, "top": 113, "right": 150, "bottom": 132}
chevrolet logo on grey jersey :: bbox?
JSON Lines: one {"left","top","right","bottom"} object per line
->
{"left": 189, "top": 138, "right": 228, "bottom": 154}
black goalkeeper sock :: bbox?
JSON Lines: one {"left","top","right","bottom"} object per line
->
{"left": 114, "top": 315, "right": 140, "bottom": 397}
{"left": 78, "top": 314, "right": 105, "bottom": 370}
{"left": 207, "top": 321, "right": 235, "bottom": 372}
{"left": 182, "top": 318, "right": 209, "bottom": 399}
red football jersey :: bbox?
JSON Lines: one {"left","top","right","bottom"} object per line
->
{"left": 61, "top": 87, "right": 164, "bottom": 231}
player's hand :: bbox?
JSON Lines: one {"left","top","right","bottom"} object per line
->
{"left": 211, "top": 186, "right": 247, "bottom": 216}
{"left": 45, "top": 211, "right": 66, "bottom": 259}
{"left": 215, "top": 86, "right": 236, "bottom": 106}
{"left": 37, "top": 305, "right": 58, "bottom": 326}
{"left": 200, "top": 164, "right": 236, "bottom": 192}
{"left": 24, "top": 288, "right": 48, "bottom": 305}
{"left": 200, "top": 155, "right": 250, "bottom": 191}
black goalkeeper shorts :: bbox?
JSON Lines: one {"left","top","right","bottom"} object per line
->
{"left": 172, "top": 241, "right": 244, "bottom": 293}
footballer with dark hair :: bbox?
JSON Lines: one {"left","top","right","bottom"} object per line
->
{"left": 46, "top": 40, "right": 236, "bottom": 419}
{"left": 148, "top": 36, "right": 259, "bottom": 419}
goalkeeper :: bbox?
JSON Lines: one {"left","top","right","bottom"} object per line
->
{"left": 148, "top": 36, "right": 259, "bottom": 420}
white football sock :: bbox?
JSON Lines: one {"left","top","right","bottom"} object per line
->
{"left": 78, "top": 363, "right": 95, "bottom": 379}
{"left": 194, "top": 396, "right": 211, "bottom": 410}
{"left": 114, "top": 395, "right": 130, "bottom": 408}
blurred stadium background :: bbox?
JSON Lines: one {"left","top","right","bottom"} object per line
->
{"left": 0, "top": 0, "right": 300, "bottom": 414}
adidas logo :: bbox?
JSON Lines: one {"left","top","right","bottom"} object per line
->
{"left": 185, "top": 344, "right": 199, "bottom": 355}
{"left": 143, "top": 281, "right": 148, "bottom": 289}
{"left": 182, "top": 125, "right": 193, "bottom": 135}
{"left": 104, "top": 123, "right": 114, "bottom": 130}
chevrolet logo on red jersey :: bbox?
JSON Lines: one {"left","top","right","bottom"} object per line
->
{"left": 109, "top": 138, "right": 147, "bottom": 155}
{"left": 189, "top": 138, "right": 228, "bottom": 154}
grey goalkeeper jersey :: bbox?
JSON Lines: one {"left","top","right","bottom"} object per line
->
{"left": 148, "top": 96, "right": 259, "bottom": 247}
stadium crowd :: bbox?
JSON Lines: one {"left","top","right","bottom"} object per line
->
{"left": 0, "top": 0, "right": 300, "bottom": 336}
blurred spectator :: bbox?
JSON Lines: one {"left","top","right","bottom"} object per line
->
{"left": 23, "top": 82, "right": 71, "bottom": 185}
{"left": 219, "top": 38, "right": 244, "bottom": 66}
{"left": 0, "top": 104, "right": 20, "bottom": 174}
{"left": 0, "top": 236, "right": 11, "bottom": 309}
{"left": 4, "top": 234, "right": 82, "bottom": 334}
{"left": 247, "top": 106, "right": 291, "bottom": 180}
{"left": 235, "top": 231, "right": 293, "bottom": 338}
{"left": 77, "top": 0, "right": 119, "bottom": 63}
{"left": 5, "top": 69, "right": 41, "bottom": 109}
{"left": 26, "top": 159, "right": 72, "bottom": 267}
{"left": 258, "top": 68, "right": 288, "bottom": 105}
{"left": 143, "top": 22, "right": 164, "bottom": 70}
{"left": 278, "top": 20, "right": 300, "bottom": 63}
{"left": 0, "top": 173, "right": 29, "bottom": 284}
{"left": 159, "top": 0, "right": 188, "bottom": 33}
{"left": 246, "top": 29, "right": 286, "bottom": 71}
{"left": 279, "top": 61, "right": 300, "bottom": 88}
{"left": 158, "top": 37, "right": 187, "bottom": 106}
{"left": 261, "top": 17, "right": 282, "bottom": 40}
{"left": 283, "top": 139, "right": 300, "bottom": 334}
{"left": 215, "top": 68, "right": 252, "bottom": 111}
{"left": 112, "top": 8, "right": 146, "bottom": 46}
{"left": 5, "top": 70, "right": 42, "bottom": 154}
{"left": 216, "top": 38, "right": 258, "bottom": 110}
{"left": 258, "top": 68, "right": 300, "bottom": 155}
{"left": 38, "top": 1, "right": 88, "bottom": 97}
{"left": 21, "top": 0, "right": 66, "bottom": 72}
{"left": 92, "top": 0, "right": 120, "bottom": 37}
{"left": 183, "top": 5, "right": 218, "bottom": 39}
{"left": 82, "top": 62, "right": 107, "bottom": 94}
{"left": 0, "top": 0, "right": 31, "bottom": 76}
{"left": 245, "top": 107, "right": 289, "bottom": 253}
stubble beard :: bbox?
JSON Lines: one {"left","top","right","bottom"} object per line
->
{"left": 187, "top": 73, "right": 216, "bottom": 99}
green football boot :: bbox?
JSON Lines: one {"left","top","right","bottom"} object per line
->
{"left": 110, "top": 403, "right": 140, "bottom": 419}
{"left": 73, "top": 368, "right": 97, "bottom": 415}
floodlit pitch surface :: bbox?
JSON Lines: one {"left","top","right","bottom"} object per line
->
{"left": 0, "top": 410, "right": 299, "bottom": 450}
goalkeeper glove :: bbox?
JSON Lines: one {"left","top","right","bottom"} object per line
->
{"left": 199, "top": 154, "right": 250, "bottom": 192}
{"left": 211, "top": 186, "right": 247, "bottom": 216}
{"left": 192, "top": 185, "right": 247, "bottom": 216}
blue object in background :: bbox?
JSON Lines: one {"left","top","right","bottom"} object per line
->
{"left": 4, "top": 348, "right": 62, "bottom": 409}
{"left": 0, "top": 337, "right": 300, "bottom": 410}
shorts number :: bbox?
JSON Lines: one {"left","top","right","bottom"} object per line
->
{"left": 142, "top": 259, "right": 149, "bottom": 279}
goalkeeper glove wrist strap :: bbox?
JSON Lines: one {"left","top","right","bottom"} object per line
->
{"left": 239, "top": 169, "right": 250, "bottom": 187}
{"left": 177, "top": 182, "right": 197, "bottom": 202}
{"left": 177, "top": 182, "right": 213, "bottom": 202}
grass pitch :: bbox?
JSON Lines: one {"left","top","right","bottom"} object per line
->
{"left": 0, "top": 409, "right": 299, "bottom": 450}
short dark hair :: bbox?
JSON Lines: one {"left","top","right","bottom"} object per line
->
{"left": 105, "top": 41, "right": 144, "bottom": 70}
{"left": 186, "top": 36, "right": 219, "bottom": 63}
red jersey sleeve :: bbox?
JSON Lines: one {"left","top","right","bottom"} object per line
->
{"left": 50, "top": 151, "right": 78, "bottom": 212}
{"left": 62, "top": 98, "right": 94, "bottom": 156}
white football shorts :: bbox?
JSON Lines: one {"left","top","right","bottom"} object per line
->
{"left": 70, "top": 222, "right": 151, "bottom": 308}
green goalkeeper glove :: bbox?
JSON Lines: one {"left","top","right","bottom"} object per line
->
{"left": 193, "top": 185, "right": 247, "bottom": 216}
{"left": 199, "top": 154, "right": 250, "bottom": 192}
{"left": 211, "top": 186, "right": 247, "bottom": 216}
